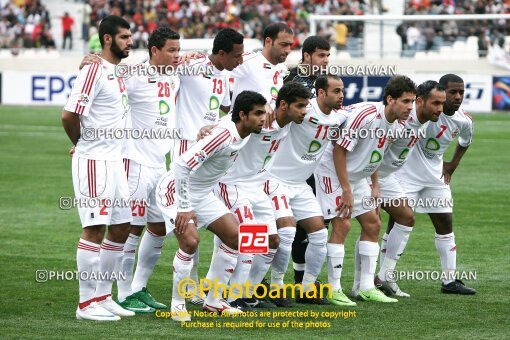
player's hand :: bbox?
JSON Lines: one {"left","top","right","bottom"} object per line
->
{"left": 79, "top": 53, "right": 101, "bottom": 70}
{"left": 196, "top": 125, "right": 215, "bottom": 141}
{"left": 179, "top": 51, "right": 203, "bottom": 64}
{"left": 264, "top": 104, "right": 275, "bottom": 129}
{"left": 442, "top": 161, "right": 456, "bottom": 185}
{"left": 371, "top": 185, "right": 381, "bottom": 216}
{"left": 175, "top": 210, "right": 197, "bottom": 235}
{"left": 336, "top": 190, "right": 353, "bottom": 220}
{"left": 69, "top": 146, "right": 75, "bottom": 157}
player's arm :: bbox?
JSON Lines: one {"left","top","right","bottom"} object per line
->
{"left": 333, "top": 143, "right": 353, "bottom": 219}
{"left": 61, "top": 110, "right": 80, "bottom": 145}
{"left": 370, "top": 170, "right": 381, "bottom": 215}
{"left": 443, "top": 118, "right": 473, "bottom": 185}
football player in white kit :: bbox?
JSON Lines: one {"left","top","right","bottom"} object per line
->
{"left": 374, "top": 81, "right": 446, "bottom": 297}
{"left": 321, "top": 75, "right": 417, "bottom": 303}
{"left": 266, "top": 74, "right": 347, "bottom": 305}
{"left": 155, "top": 91, "right": 267, "bottom": 321}
{"left": 62, "top": 16, "right": 134, "bottom": 321}
{"left": 212, "top": 82, "right": 311, "bottom": 309}
{"left": 395, "top": 74, "right": 476, "bottom": 295}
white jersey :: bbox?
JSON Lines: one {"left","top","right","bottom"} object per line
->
{"left": 123, "top": 62, "right": 180, "bottom": 167}
{"left": 221, "top": 119, "right": 292, "bottom": 185}
{"left": 378, "top": 107, "right": 429, "bottom": 178}
{"left": 174, "top": 117, "right": 250, "bottom": 210}
{"left": 334, "top": 102, "right": 404, "bottom": 181}
{"left": 398, "top": 108, "right": 473, "bottom": 187}
{"left": 231, "top": 52, "right": 288, "bottom": 108}
{"left": 269, "top": 98, "right": 348, "bottom": 185}
{"left": 176, "top": 56, "right": 231, "bottom": 140}
{"left": 64, "top": 59, "right": 129, "bottom": 160}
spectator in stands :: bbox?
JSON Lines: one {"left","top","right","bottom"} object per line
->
{"left": 334, "top": 21, "right": 348, "bottom": 50}
{"left": 406, "top": 24, "right": 421, "bottom": 52}
{"left": 61, "top": 12, "right": 74, "bottom": 50}
{"left": 478, "top": 31, "right": 489, "bottom": 58}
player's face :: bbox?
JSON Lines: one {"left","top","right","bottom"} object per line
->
{"left": 243, "top": 104, "right": 267, "bottom": 133}
{"left": 286, "top": 98, "right": 309, "bottom": 124}
{"left": 444, "top": 82, "right": 464, "bottom": 112}
{"left": 310, "top": 48, "right": 330, "bottom": 68}
{"left": 322, "top": 78, "right": 344, "bottom": 110}
{"left": 422, "top": 89, "right": 446, "bottom": 122}
{"left": 154, "top": 39, "right": 180, "bottom": 70}
{"left": 111, "top": 28, "right": 132, "bottom": 59}
{"left": 222, "top": 43, "right": 244, "bottom": 71}
{"left": 268, "top": 31, "right": 293, "bottom": 64}
{"left": 390, "top": 92, "right": 416, "bottom": 120}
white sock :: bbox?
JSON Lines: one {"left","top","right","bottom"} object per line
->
{"left": 172, "top": 249, "right": 194, "bottom": 306}
{"left": 228, "top": 253, "right": 254, "bottom": 302}
{"left": 302, "top": 229, "right": 328, "bottom": 291}
{"left": 117, "top": 233, "right": 140, "bottom": 301}
{"left": 435, "top": 232, "right": 456, "bottom": 284}
{"left": 352, "top": 237, "right": 361, "bottom": 292}
{"left": 246, "top": 248, "right": 277, "bottom": 297}
{"left": 77, "top": 238, "right": 100, "bottom": 307}
{"left": 205, "top": 235, "right": 222, "bottom": 284}
{"left": 378, "top": 223, "right": 412, "bottom": 281}
{"left": 379, "top": 232, "right": 389, "bottom": 267}
{"left": 131, "top": 229, "right": 165, "bottom": 293}
{"left": 327, "top": 243, "right": 345, "bottom": 291}
{"left": 358, "top": 240, "right": 379, "bottom": 291}
{"left": 205, "top": 243, "right": 238, "bottom": 307}
{"left": 95, "top": 239, "right": 124, "bottom": 299}
{"left": 270, "top": 227, "right": 296, "bottom": 289}
{"left": 188, "top": 248, "right": 200, "bottom": 295}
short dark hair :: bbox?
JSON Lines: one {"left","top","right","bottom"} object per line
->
{"left": 212, "top": 28, "right": 244, "bottom": 54}
{"left": 275, "top": 82, "right": 311, "bottom": 108}
{"left": 417, "top": 80, "right": 445, "bottom": 101}
{"left": 302, "top": 36, "right": 330, "bottom": 61}
{"left": 263, "top": 22, "right": 293, "bottom": 42}
{"left": 98, "top": 15, "right": 130, "bottom": 48}
{"left": 315, "top": 74, "right": 340, "bottom": 94}
{"left": 439, "top": 74, "right": 464, "bottom": 88}
{"left": 383, "top": 75, "right": 417, "bottom": 105}
{"left": 148, "top": 27, "right": 180, "bottom": 58}
{"left": 232, "top": 91, "right": 267, "bottom": 123}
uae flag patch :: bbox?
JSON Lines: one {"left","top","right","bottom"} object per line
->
{"left": 263, "top": 63, "right": 271, "bottom": 69}
{"left": 308, "top": 117, "right": 319, "bottom": 124}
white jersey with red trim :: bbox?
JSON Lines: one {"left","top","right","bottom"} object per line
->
{"left": 221, "top": 119, "right": 292, "bottom": 185}
{"left": 231, "top": 52, "right": 288, "bottom": 108}
{"left": 378, "top": 106, "right": 429, "bottom": 178}
{"left": 397, "top": 108, "right": 474, "bottom": 187}
{"left": 64, "top": 58, "right": 129, "bottom": 160}
{"left": 176, "top": 56, "right": 231, "bottom": 140}
{"left": 123, "top": 62, "right": 180, "bottom": 167}
{"left": 174, "top": 117, "right": 250, "bottom": 210}
{"left": 333, "top": 102, "right": 404, "bottom": 181}
{"left": 269, "top": 98, "right": 348, "bottom": 185}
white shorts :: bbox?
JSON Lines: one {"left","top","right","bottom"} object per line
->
{"left": 267, "top": 177, "right": 323, "bottom": 222}
{"left": 72, "top": 156, "right": 132, "bottom": 228}
{"left": 124, "top": 159, "right": 165, "bottom": 225}
{"left": 213, "top": 182, "right": 278, "bottom": 235}
{"left": 171, "top": 139, "right": 195, "bottom": 162}
{"left": 155, "top": 171, "right": 231, "bottom": 235}
{"left": 314, "top": 170, "right": 373, "bottom": 219}
{"left": 378, "top": 173, "right": 407, "bottom": 200}
{"left": 398, "top": 180, "right": 453, "bottom": 213}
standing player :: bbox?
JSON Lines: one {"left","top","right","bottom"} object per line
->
{"left": 319, "top": 75, "right": 416, "bottom": 303}
{"left": 374, "top": 81, "right": 445, "bottom": 298}
{"left": 396, "top": 74, "right": 476, "bottom": 294}
{"left": 129, "top": 28, "right": 245, "bottom": 307}
{"left": 214, "top": 82, "right": 311, "bottom": 309}
{"left": 267, "top": 74, "right": 347, "bottom": 304}
{"left": 113, "top": 27, "right": 181, "bottom": 313}
{"left": 61, "top": 15, "right": 134, "bottom": 321}
{"left": 285, "top": 35, "right": 333, "bottom": 285}
{"left": 155, "top": 91, "right": 267, "bottom": 321}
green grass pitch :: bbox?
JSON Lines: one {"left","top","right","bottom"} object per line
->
{"left": 0, "top": 106, "right": 508, "bottom": 339}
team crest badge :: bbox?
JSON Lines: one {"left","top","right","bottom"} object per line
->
{"left": 194, "top": 150, "right": 207, "bottom": 163}
{"left": 77, "top": 94, "right": 90, "bottom": 107}
{"left": 451, "top": 128, "right": 459, "bottom": 138}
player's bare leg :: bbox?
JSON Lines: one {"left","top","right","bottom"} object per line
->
{"left": 376, "top": 200, "right": 414, "bottom": 297}
{"left": 130, "top": 222, "right": 168, "bottom": 309}
{"left": 429, "top": 213, "right": 475, "bottom": 295}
